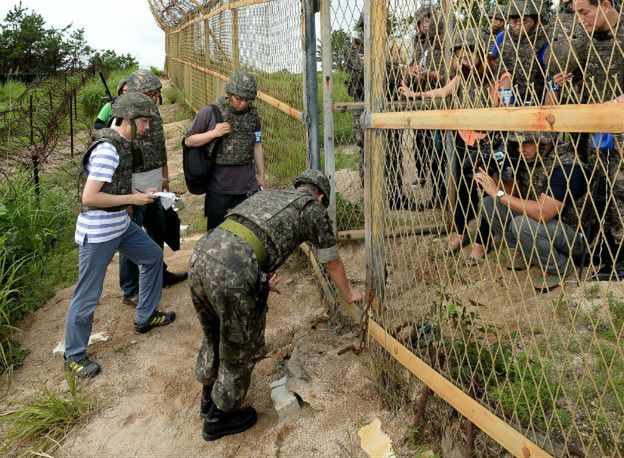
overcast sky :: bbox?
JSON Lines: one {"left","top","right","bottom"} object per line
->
{"left": 0, "top": 0, "right": 166, "bottom": 69}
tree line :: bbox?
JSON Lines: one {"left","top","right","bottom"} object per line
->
{"left": 0, "top": 2, "right": 138, "bottom": 75}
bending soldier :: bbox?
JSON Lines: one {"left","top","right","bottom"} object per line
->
{"left": 189, "top": 169, "right": 362, "bottom": 441}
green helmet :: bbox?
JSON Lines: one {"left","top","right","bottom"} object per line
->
{"left": 116, "top": 78, "right": 128, "bottom": 96}
{"left": 225, "top": 71, "right": 258, "bottom": 100}
{"left": 453, "top": 28, "right": 480, "bottom": 51}
{"left": 127, "top": 69, "right": 162, "bottom": 93}
{"left": 508, "top": 0, "right": 541, "bottom": 17}
{"left": 112, "top": 92, "right": 158, "bottom": 120}
{"left": 414, "top": 5, "right": 431, "bottom": 25}
{"left": 487, "top": 3, "right": 506, "bottom": 19}
{"left": 293, "top": 169, "right": 331, "bottom": 208}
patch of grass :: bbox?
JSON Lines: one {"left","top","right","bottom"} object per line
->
{"left": 583, "top": 282, "right": 601, "bottom": 300}
{"left": 163, "top": 86, "right": 187, "bottom": 105}
{"left": 0, "top": 79, "right": 27, "bottom": 104}
{"left": 0, "top": 374, "right": 96, "bottom": 457}
{"left": 150, "top": 66, "right": 166, "bottom": 77}
{"left": 592, "top": 342, "right": 624, "bottom": 413}
{"left": 367, "top": 349, "right": 410, "bottom": 413}
{"left": 80, "top": 67, "right": 138, "bottom": 123}
{"left": 336, "top": 193, "right": 364, "bottom": 232}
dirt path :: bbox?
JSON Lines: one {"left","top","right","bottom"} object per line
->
{"left": 1, "top": 78, "right": 415, "bottom": 457}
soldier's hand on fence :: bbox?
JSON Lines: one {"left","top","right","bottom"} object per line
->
{"left": 553, "top": 72, "right": 573, "bottom": 86}
{"left": 213, "top": 122, "right": 231, "bottom": 137}
{"left": 398, "top": 81, "right": 416, "bottom": 99}
{"left": 474, "top": 168, "right": 497, "bottom": 197}
{"left": 268, "top": 273, "right": 282, "bottom": 294}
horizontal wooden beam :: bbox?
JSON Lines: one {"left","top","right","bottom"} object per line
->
{"left": 369, "top": 103, "right": 624, "bottom": 133}
{"left": 366, "top": 320, "right": 552, "bottom": 458}
{"left": 169, "top": 57, "right": 303, "bottom": 121}
{"left": 337, "top": 224, "right": 447, "bottom": 242}
{"left": 169, "top": 0, "right": 272, "bottom": 33}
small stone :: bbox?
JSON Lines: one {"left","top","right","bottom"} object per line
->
{"left": 270, "top": 379, "right": 300, "bottom": 419}
{"left": 130, "top": 340, "right": 137, "bottom": 345}
{"left": 180, "top": 224, "right": 190, "bottom": 237}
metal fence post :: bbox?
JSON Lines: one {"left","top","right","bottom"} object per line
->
{"left": 320, "top": 0, "right": 336, "bottom": 232}
{"left": 302, "top": 0, "right": 320, "bottom": 170}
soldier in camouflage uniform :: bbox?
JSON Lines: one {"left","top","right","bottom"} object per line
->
{"left": 64, "top": 93, "right": 176, "bottom": 379}
{"left": 490, "top": 0, "right": 549, "bottom": 105}
{"left": 548, "top": 0, "right": 624, "bottom": 277}
{"left": 189, "top": 169, "right": 362, "bottom": 441}
{"left": 468, "top": 132, "right": 588, "bottom": 290}
{"left": 185, "top": 71, "right": 265, "bottom": 230}
{"left": 481, "top": 3, "right": 506, "bottom": 56}
{"left": 343, "top": 13, "right": 365, "bottom": 185}
{"left": 119, "top": 69, "right": 187, "bottom": 307}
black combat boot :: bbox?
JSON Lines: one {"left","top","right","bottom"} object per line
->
{"left": 200, "top": 384, "right": 213, "bottom": 419}
{"left": 202, "top": 404, "right": 257, "bottom": 441}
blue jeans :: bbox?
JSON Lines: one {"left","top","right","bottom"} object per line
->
{"left": 64, "top": 222, "right": 163, "bottom": 361}
{"left": 119, "top": 201, "right": 167, "bottom": 295}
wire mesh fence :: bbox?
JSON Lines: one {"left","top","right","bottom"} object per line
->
{"left": 154, "top": 0, "right": 623, "bottom": 455}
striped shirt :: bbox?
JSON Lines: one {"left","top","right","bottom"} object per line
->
{"left": 74, "top": 142, "right": 130, "bottom": 245}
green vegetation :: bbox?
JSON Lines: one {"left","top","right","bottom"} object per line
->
{"left": 0, "top": 78, "right": 27, "bottom": 106}
{"left": 150, "top": 66, "right": 166, "bottom": 77}
{"left": 335, "top": 193, "right": 364, "bottom": 232}
{"left": 0, "top": 173, "right": 77, "bottom": 372}
{"left": 80, "top": 67, "right": 138, "bottom": 122}
{"left": 0, "top": 374, "right": 96, "bottom": 456}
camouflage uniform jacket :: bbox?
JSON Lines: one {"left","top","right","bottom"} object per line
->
{"left": 214, "top": 96, "right": 260, "bottom": 166}
{"left": 344, "top": 37, "right": 365, "bottom": 101}
{"left": 78, "top": 128, "right": 132, "bottom": 213}
{"left": 225, "top": 187, "right": 338, "bottom": 273}
{"left": 497, "top": 27, "right": 549, "bottom": 103}
{"left": 132, "top": 108, "right": 167, "bottom": 173}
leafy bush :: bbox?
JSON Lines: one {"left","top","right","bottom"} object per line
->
{"left": 150, "top": 66, "right": 166, "bottom": 77}
{"left": 79, "top": 67, "right": 138, "bottom": 123}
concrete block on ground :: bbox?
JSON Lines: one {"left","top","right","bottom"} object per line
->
{"left": 180, "top": 224, "right": 190, "bottom": 237}
{"left": 270, "top": 377, "right": 300, "bottom": 419}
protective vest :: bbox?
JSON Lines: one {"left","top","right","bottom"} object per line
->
{"left": 215, "top": 96, "right": 259, "bottom": 166}
{"left": 226, "top": 188, "right": 319, "bottom": 272}
{"left": 78, "top": 128, "right": 132, "bottom": 213}
{"left": 499, "top": 27, "right": 549, "bottom": 104}
{"left": 132, "top": 108, "right": 166, "bottom": 172}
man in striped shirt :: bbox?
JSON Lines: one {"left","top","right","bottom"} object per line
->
{"left": 64, "top": 92, "right": 176, "bottom": 379}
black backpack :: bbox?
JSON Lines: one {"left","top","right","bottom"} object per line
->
{"left": 182, "top": 104, "right": 223, "bottom": 195}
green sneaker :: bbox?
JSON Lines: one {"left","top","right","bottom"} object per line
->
{"left": 64, "top": 357, "right": 101, "bottom": 378}
{"left": 134, "top": 309, "right": 176, "bottom": 334}
{"left": 533, "top": 272, "right": 567, "bottom": 292}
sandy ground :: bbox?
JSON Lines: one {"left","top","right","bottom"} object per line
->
{"left": 0, "top": 78, "right": 420, "bottom": 457}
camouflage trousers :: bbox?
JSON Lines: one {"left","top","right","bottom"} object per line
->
{"left": 188, "top": 229, "right": 269, "bottom": 411}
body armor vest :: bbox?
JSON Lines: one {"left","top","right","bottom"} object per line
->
{"left": 132, "top": 108, "right": 166, "bottom": 173}
{"left": 78, "top": 128, "right": 132, "bottom": 213}
{"left": 227, "top": 189, "right": 319, "bottom": 272}
{"left": 215, "top": 96, "right": 259, "bottom": 166}
{"left": 499, "top": 27, "right": 548, "bottom": 104}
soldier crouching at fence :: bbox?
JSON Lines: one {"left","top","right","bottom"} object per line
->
{"left": 189, "top": 169, "right": 363, "bottom": 441}
{"left": 63, "top": 93, "right": 176, "bottom": 379}
{"left": 467, "top": 133, "right": 588, "bottom": 291}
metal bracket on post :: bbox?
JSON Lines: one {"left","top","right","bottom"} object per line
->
{"left": 302, "top": 0, "right": 321, "bottom": 170}
{"left": 320, "top": 0, "right": 336, "bottom": 233}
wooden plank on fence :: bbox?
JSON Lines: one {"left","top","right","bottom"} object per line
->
{"left": 337, "top": 224, "right": 447, "bottom": 241}
{"left": 366, "top": 320, "right": 552, "bottom": 458}
{"left": 369, "top": 103, "right": 624, "bottom": 133}
{"left": 168, "top": 57, "right": 303, "bottom": 120}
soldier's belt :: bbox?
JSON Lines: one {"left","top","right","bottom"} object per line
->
{"left": 219, "top": 218, "right": 268, "bottom": 265}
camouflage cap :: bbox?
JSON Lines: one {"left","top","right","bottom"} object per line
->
{"left": 112, "top": 92, "right": 158, "bottom": 120}
{"left": 225, "top": 71, "right": 258, "bottom": 100}
{"left": 293, "top": 169, "right": 331, "bottom": 208}
{"left": 508, "top": 0, "right": 542, "bottom": 17}
{"left": 127, "top": 69, "right": 162, "bottom": 94}
{"left": 509, "top": 131, "right": 555, "bottom": 144}
{"left": 487, "top": 3, "right": 506, "bottom": 19}
{"left": 414, "top": 5, "right": 432, "bottom": 24}
{"left": 116, "top": 78, "right": 128, "bottom": 96}
{"left": 453, "top": 28, "right": 481, "bottom": 51}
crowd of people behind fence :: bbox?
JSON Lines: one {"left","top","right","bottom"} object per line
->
{"left": 345, "top": 0, "right": 623, "bottom": 290}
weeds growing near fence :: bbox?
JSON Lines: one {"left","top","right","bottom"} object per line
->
{"left": 0, "top": 373, "right": 96, "bottom": 456}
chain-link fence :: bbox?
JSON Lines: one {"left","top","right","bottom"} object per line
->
{"left": 153, "top": 0, "right": 623, "bottom": 455}
{"left": 152, "top": 0, "right": 308, "bottom": 188}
